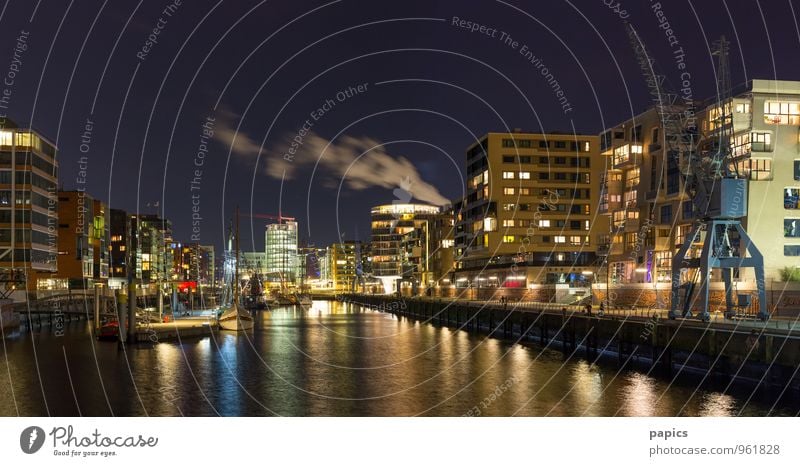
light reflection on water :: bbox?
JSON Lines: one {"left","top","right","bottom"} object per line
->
{"left": 0, "top": 301, "right": 794, "bottom": 416}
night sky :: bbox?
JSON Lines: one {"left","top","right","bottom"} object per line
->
{"left": 3, "top": 0, "right": 800, "bottom": 253}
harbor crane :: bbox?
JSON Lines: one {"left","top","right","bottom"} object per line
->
{"left": 625, "top": 26, "right": 768, "bottom": 321}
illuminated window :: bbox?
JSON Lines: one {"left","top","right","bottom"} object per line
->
{"left": 519, "top": 187, "right": 531, "bottom": 195}
{"left": 502, "top": 203, "right": 515, "bottom": 211}
{"left": 625, "top": 168, "right": 640, "bottom": 188}
{"left": 503, "top": 235, "right": 515, "bottom": 243}
{"left": 554, "top": 235, "right": 566, "bottom": 243}
{"left": 735, "top": 102, "right": 750, "bottom": 113}
{"left": 502, "top": 219, "right": 515, "bottom": 227}
{"left": 538, "top": 219, "right": 551, "bottom": 228}
{"left": 0, "top": 131, "right": 12, "bottom": 146}
{"left": 15, "top": 132, "right": 32, "bottom": 147}
{"left": 741, "top": 159, "right": 772, "bottom": 181}
{"left": 503, "top": 187, "right": 515, "bottom": 195}
{"left": 627, "top": 210, "right": 639, "bottom": 220}
{"left": 502, "top": 171, "right": 515, "bottom": 179}
{"left": 519, "top": 171, "right": 531, "bottom": 179}
{"left": 483, "top": 217, "right": 497, "bottom": 232}
{"left": 630, "top": 144, "right": 643, "bottom": 154}
{"left": 624, "top": 189, "right": 638, "bottom": 206}
{"left": 764, "top": 101, "right": 800, "bottom": 125}
{"left": 613, "top": 145, "right": 629, "bottom": 166}
{"left": 119, "top": 245, "right": 126, "bottom": 252}
{"left": 569, "top": 235, "right": 582, "bottom": 245}
{"left": 612, "top": 210, "right": 625, "bottom": 228}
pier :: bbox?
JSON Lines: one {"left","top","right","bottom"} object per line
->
{"left": 342, "top": 294, "right": 800, "bottom": 393}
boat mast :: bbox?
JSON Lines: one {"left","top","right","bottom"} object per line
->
{"left": 234, "top": 206, "right": 240, "bottom": 306}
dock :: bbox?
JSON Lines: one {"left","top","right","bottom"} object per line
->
{"left": 341, "top": 294, "right": 800, "bottom": 393}
{"left": 133, "top": 318, "right": 218, "bottom": 343}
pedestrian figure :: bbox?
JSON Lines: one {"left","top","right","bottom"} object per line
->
{"left": 585, "top": 303, "right": 592, "bottom": 316}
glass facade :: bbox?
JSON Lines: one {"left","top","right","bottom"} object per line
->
{"left": 265, "top": 221, "right": 298, "bottom": 284}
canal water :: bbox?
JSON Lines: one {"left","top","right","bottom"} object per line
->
{"left": 0, "top": 301, "right": 796, "bottom": 416}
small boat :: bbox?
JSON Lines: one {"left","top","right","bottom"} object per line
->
{"left": 97, "top": 320, "right": 119, "bottom": 341}
{"left": 218, "top": 303, "right": 254, "bottom": 331}
{"left": 218, "top": 206, "right": 254, "bottom": 332}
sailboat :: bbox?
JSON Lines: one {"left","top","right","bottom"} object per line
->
{"left": 218, "top": 207, "right": 255, "bottom": 331}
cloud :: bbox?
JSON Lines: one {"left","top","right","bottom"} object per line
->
{"left": 214, "top": 119, "right": 450, "bottom": 206}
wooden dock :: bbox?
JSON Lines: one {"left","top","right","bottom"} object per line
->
{"left": 133, "top": 318, "right": 217, "bottom": 343}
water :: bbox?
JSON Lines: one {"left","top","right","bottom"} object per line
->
{"left": 0, "top": 301, "right": 795, "bottom": 416}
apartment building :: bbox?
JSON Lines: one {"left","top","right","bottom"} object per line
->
{"left": 599, "top": 79, "right": 800, "bottom": 284}
{"left": 0, "top": 123, "right": 58, "bottom": 298}
{"left": 454, "top": 131, "right": 603, "bottom": 287}
{"left": 370, "top": 203, "right": 441, "bottom": 279}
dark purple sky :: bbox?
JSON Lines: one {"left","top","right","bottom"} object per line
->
{"left": 3, "top": 0, "right": 800, "bottom": 252}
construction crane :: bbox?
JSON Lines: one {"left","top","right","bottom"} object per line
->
{"left": 240, "top": 212, "right": 296, "bottom": 224}
{"left": 625, "top": 26, "right": 768, "bottom": 321}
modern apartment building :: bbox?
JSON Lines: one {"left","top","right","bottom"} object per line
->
{"left": 370, "top": 203, "right": 441, "bottom": 279}
{"left": 135, "top": 214, "right": 171, "bottom": 283}
{"left": 454, "top": 131, "right": 603, "bottom": 287}
{"left": 0, "top": 123, "right": 58, "bottom": 298}
{"left": 30, "top": 191, "right": 102, "bottom": 291}
{"left": 599, "top": 79, "right": 800, "bottom": 284}
{"left": 109, "top": 208, "right": 131, "bottom": 288}
{"left": 597, "top": 107, "right": 689, "bottom": 284}
{"left": 327, "top": 240, "right": 362, "bottom": 291}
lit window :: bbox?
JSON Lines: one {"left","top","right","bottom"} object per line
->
{"left": 554, "top": 236, "right": 566, "bottom": 244}
{"left": 483, "top": 217, "right": 497, "bottom": 232}
{"left": 503, "top": 187, "right": 515, "bottom": 195}
{"left": 15, "top": 132, "right": 32, "bottom": 147}
{"left": 538, "top": 219, "right": 551, "bottom": 228}
{"left": 502, "top": 219, "right": 515, "bottom": 227}
{"left": 502, "top": 171, "right": 515, "bottom": 179}
{"left": 519, "top": 171, "right": 531, "bottom": 179}
{"left": 630, "top": 144, "right": 643, "bottom": 154}
{"left": 625, "top": 168, "right": 640, "bottom": 188}
{"left": 0, "top": 131, "right": 12, "bottom": 146}
{"left": 764, "top": 101, "right": 800, "bottom": 125}
{"left": 613, "top": 145, "right": 630, "bottom": 166}
{"left": 503, "top": 235, "right": 515, "bottom": 243}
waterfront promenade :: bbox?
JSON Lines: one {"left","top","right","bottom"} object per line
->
{"left": 341, "top": 294, "right": 800, "bottom": 394}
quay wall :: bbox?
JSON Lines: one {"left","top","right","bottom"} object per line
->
{"left": 340, "top": 294, "right": 800, "bottom": 394}
{"left": 393, "top": 282, "right": 800, "bottom": 318}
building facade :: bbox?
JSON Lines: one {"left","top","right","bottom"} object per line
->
{"left": 327, "top": 240, "right": 363, "bottom": 291}
{"left": 0, "top": 123, "right": 58, "bottom": 298}
{"left": 454, "top": 131, "right": 603, "bottom": 287}
{"left": 265, "top": 220, "right": 298, "bottom": 286}
{"left": 598, "top": 79, "right": 800, "bottom": 285}
{"left": 370, "top": 203, "right": 441, "bottom": 280}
